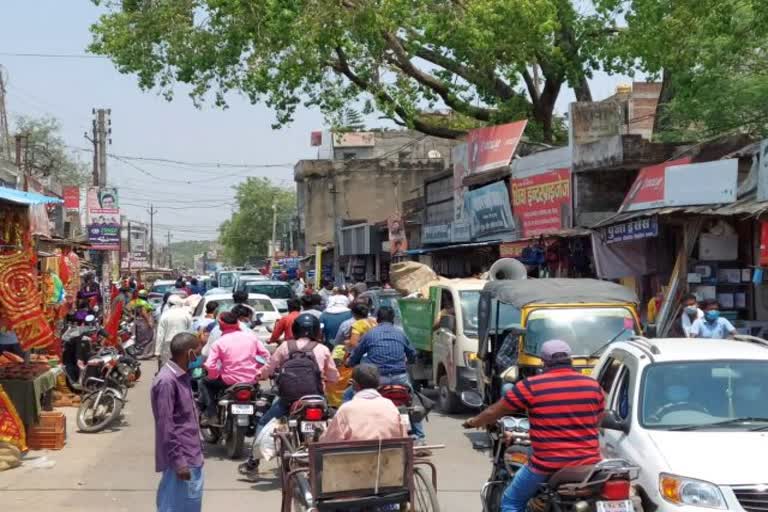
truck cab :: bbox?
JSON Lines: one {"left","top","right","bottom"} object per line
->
{"left": 399, "top": 279, "right": 485, "bottom": 414}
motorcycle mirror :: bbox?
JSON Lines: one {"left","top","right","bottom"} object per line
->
{"left": 460, "top": 390, "right": 484, "bottom": 410}
{"left": 254, "top": 355, "right": 267, "bottom": 366}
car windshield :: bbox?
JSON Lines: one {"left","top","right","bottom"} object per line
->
{"left": 641, "top": 361, "right": 768, "bottom": 430}
{"left": 213, "top": 298, "right": 275, "bottom": 313}
{"left": 243, "top": 284, "right": 293, "bottom": 299}
{"left": 151, "top": 283, "right": 174, "bottom": 294}
{"left": 523, "top": 307, "right": 636, "bottom": 357}
{"left": 218, "top": 273, "right": 235, "bottom": 288}
{"left": 460, "top": 291, "right": 481, "bottom": 336}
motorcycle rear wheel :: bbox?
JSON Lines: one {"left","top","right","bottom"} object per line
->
{"left": 76, "top": 391, "right": 123, "bottom": 433}
{"left": 225, "top": 421, "right": 245, "bottom": 459}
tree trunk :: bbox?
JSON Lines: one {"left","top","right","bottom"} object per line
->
{"left": 653, "top": 69, "right": 675, "bottom": 137}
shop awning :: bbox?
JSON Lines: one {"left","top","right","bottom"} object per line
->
{"left": 405, "top": 240, "right": 501, "bottom": 255}
{"left": 0, "top": 187, "right": 63, "bottom": 206}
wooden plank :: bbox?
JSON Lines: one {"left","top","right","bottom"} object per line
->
{"left": 320, "top": 448, "right": 406, "bottom": 494}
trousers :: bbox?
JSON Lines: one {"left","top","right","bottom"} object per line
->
{"left": 501, "top": 464, "right": 549, "bottom": 512}
{"left": 157, "top": 466, "right": 203, "bottom": 512}
{"left": 200, "top": 378, "right": 229, "bottom": 417}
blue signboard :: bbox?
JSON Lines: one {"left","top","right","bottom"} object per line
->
{"left": 605, "top": 217, "right": 659, "bottom": 244}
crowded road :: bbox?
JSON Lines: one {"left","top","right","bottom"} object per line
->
{"left": 0, "top": 375, "right": 488, "bottom": 511}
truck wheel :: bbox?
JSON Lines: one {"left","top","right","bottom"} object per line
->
{"left": 438, "top": 376, "right": 462, "bottom": 414}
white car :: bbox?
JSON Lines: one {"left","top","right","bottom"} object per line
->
{"left": 192, "top": 292, "right": 282, "bottom": 343}
{"left": 593, "top": 336, "right": 768, "bottom": 512}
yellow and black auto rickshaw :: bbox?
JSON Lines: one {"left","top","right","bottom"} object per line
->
{"left": 475, "top": 276, "right": 641, "bottom": 404}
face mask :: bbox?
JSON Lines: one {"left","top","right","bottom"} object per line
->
{"left": 738, "top": 385, "right": 761, "bottom": 401}
{"left": 685, "top": 306, "right": 698, "bottom": 316}
{"left": 665, "top": 385, "right": 690, "bottom": 403}
{"left": 705, "top": 310, "right": 720, "bottom": 322}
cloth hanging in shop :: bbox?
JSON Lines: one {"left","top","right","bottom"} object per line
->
{"left": 0, "top": 385, "right": 26, "bottom": 452}
{"left": 591, "top": 233, "right": 651, "bottom": 280}
{"left": 28, "top": 204, "right": 51, "bottom": 237}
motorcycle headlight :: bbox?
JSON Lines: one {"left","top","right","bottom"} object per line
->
{"left": 660, "top": 474, "right": 726, "bottom": 509}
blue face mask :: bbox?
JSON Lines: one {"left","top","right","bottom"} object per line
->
{"left": 705, "top": 310, "right": 720, "bottom": 322}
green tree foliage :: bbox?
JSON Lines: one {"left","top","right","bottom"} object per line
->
{"left": 168, "top": 239, "right": 216, "bottom": 269}
{"left": 218, "top": 177, "right": 296, "bottom": 265}
{"left": 14, "top": 116, "right": 90, "bottom": 185}
{"left": 595, "top": 0, "right": 768, "bottom": 140}
{"left": 89, "top": 0, "right": 605, "bottom": 143}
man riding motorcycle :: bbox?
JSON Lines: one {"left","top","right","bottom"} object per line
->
{"left": 463, "top": 339, "right": 605, "bottom": 512}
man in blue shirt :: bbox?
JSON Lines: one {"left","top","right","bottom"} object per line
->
{"left": 348, "top": 306, "right": 425, "bottom": 441}
{"left": 690, "top": 298, "right": 736, "bottom": 339}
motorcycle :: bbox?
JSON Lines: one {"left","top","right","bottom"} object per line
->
{"left": 379, "top": 384, "right": 429, "bottom": 437}
{"left": 272, "top": 394, "right": 332, "bottom": 484}
{"left": 75, "top": 346, "right": 128, "bottom": 433}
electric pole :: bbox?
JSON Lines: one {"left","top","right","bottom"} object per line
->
{"left": 147, "top": 204, "right": 157, "bottom": 269}
{"left": 127, "top": 220, "right": 132, "bottom": 274}
{"left": 167, "top": 231, "right": 172, "bottom": 268}
{"left": 0, "top": 66, "right": 11, "bottom": 161}
{"left": 271, "top": 202, "right": 278, "bottom": 259}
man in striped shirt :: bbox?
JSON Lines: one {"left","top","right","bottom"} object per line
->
{"left": 464, "top": 339, "right": 605, "bottom": 512}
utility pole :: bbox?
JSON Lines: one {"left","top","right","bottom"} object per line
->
{"left": 270, "top": 202, "right": 278, "bottom": 259}
{"left": 14, "top": 134, "right": 28, "bottom": 191}
{"left": 0, "top": 66, "right": 11, "bottom": 161}
{"left": 127, "top": 220, "right": 132, "bottom": 275}
{"left": 147, "top": 204, "right": 157, "bottom": 269}
{"left": 167, "top": 231, "right": 172, "bottom": 268}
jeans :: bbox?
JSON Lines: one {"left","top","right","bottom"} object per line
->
{"left": 200, "top": 378, "right": 229, "bottom": 417}
{"left": 157, "top": 466, "right": 203, "bottom": 512}
{"left": 257, "top": 397, "right": 290, "bottom": 429}
{"left": 501, "top": 464, "right": 549, "bottom": 512}
{"left": 378, "top": 373, "right": 425, "bottom": 441}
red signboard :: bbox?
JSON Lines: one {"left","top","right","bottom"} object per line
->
{"left": 620, "top": 157, "right": 692, "bottom": 212}
{"left": 63, "top": 186, "right": 80, "bottom": 211}
{"left": 510, "top": 168, "right": 572, "bottom": 238}
{"left": 465, "top": 120, "right": 527, "bottom": 175}
{"left": 761, "top": 222, "right": 768, "bottom": 267}
{"left": 310, "top": 131, "right": 322, "bottom": 147}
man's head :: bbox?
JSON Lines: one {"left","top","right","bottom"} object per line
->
{"left": 324, "top": 280, "right": 333, "bottom": 291}
{"left": 218, "top": 311, "right": 239, "bottom": 330}
{"left": 170, "top": 332, "right": 200, "bottom": 370}
{"left": 286, "top": 298, "right": 301, "bottom": 313}
{"left": 100, "top": 193, "right": 116, "bottom": 208}
{"left": 233, "top": 290, "right": 248, "bottom": 305}
{"left": 205, "top": 301, "right": 220, "bottom": 316}
{"left": 232, "top": 304, "right": 253, "bottom": 322}
{"left": 191, "top": 278, "right": 199, "bottom": 286}
{"left": 301, "top": 295, "right": 314, "bottom": 311}
{"left": 702, "top": 298, "right": 720, "bottom": 322}
{"left": 311, "top": 294, "right": 323, "bottom": 308}
{"left": 377, "top": 305, "right": 396, "bottom": 324}
{"left": 540, "top": 339, "right": 572, "bottom": 367}
{"left": 352, "top": 364, "right": 380, "bottom": 391}
{"left": 351, "top": 303, "right": 369, "bottom": 320}
{"left": 292, "top": 313, "right": 321, "bottom": 341}
{"left": 682, "top": 293, "right": 698, "bottom": 308}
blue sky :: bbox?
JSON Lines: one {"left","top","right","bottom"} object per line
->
{"left": 0, "top": 1, "right": 631, "bottom": 241}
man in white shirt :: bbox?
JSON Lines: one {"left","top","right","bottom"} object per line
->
{"left": 155, "top": 295, "right": 193, "bottom": 367}
{"left": 680, "top": 293, "right": 704, "bottom": 338}
{"left": 690, "top": 299, "right": 736, "bottom": 339}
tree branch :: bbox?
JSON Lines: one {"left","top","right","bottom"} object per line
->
{"left": 521, "top": 69, "right": 540, "bottom": 106}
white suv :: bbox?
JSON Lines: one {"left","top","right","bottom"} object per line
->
{"left": 593, "top": 337, "right": 768, "bottom": 512}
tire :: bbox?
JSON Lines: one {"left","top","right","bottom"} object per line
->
{"left": 76, "top": 391, "right": 123, "bottom": 433}
{"left": 411, "top": 466, "right": 440, "bottom": 512}
{"left": 225, "top": 420, "right": 246, "bottom": 459}
{"left": 290, "top": 475, "right": 309, "bottom": 512}
{"left": 201, "top": 424, "right": 221, "bottom": 444}
{"left": 437, "top": 375, "right": 462, "bottom": 414}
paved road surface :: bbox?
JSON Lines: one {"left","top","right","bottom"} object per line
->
{"left": 0, "top": 372, "right": 489, "bottom": 511}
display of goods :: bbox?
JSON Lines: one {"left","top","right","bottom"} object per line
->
{"left": 27, "top": 411, "right": 65, "bottom": 451}
{"left": 0, "top": 441, "right": 22, "bottom": 471}
{"left": 0, "top": 384, "right": 26, "bottom": 451}
{"left": 389, "top": 261, "right": 438, "bottom": 295}
{"left": 0, "top": 363, "right": 50, "bottom": 380}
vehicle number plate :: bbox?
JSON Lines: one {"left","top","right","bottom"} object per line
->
{"left": 301, "top": 421, "right": 324, "bottom": 433}
{"left": 597, "top": 500, "right": 633, "bottom": 512}
{"left": 231, "top": 404, "right": 254, "bottom": 415}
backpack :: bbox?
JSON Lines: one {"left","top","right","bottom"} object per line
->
{"left": 277, "top": 340, "right": 324, "bottom": 402}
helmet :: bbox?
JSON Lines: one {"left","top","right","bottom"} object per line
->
{"left": 292, "top": 313, "right": 321, "bottom": 341}
{"left": 138, "top": 289, "right": 148, "bottom": 298}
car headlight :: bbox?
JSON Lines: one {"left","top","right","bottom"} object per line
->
{"left": 463, "top": 351, "right": 479, "bottom": 367}
{"left": 660, "top": 474, "right": 726, "bottom": 509}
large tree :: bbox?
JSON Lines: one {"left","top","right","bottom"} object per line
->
{"left": 14, "top": 116, "right": 90, "bottom": 185}
{"left": 90, "top": 0, "right": 605, "bottom": 143}
{"left": 218, "top": 177, "right": 296, "bottom": 265}
{"left": 595, "top": 0, "right": 768, "bottom": 140}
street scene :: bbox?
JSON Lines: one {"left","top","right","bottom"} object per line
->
{"left": 1, "top": 1, "right": 768, "bottom": 512}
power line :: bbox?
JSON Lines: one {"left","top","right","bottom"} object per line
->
{"left": 71, "top": 146, "right": 294, "bottom": 169}
{"left": 0, "top": 51, "right": 105, "bottom": 60}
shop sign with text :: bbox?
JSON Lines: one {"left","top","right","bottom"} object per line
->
{"left": 87, "top": 187, "right": 120, "bottom": 250}
{"left": 465, "top": 181, "right": 516, "bottom": 239}
{"left": 511, "top": 168, "right": 571, "bottom": 237}
{"left": 422, "top": 224, "right": 452, "bottom": 244}
{"left": 605, "top": 217, "right": 659, "bottom": 244}
{"left": 63, "top": 186, "right": 80, "bottom": 211}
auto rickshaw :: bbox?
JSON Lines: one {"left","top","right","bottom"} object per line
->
{"left": 475, "top": 264, "right": 641, "bottom": 404}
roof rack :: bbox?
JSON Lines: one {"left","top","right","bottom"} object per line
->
{"left": 628, "top": 336, "right": 661, "bottom": 355}
{"left": 732, "top": 334, "right": 768, "bottom": 349}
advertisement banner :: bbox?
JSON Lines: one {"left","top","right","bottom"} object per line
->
{"left": 63, "top": 186, "right": 80, "bottom": 211}
{"left": 87, "top": 187, "right": 120, "bottom": 250}
{"left": 388, "top": 216, "right": 408, "bottom": 255}
{"left": 465, "top": 181, "right": 515, "bottom": 239}
{"left": 510, "top": 168, "right": 571, "bottom": 238}
{"left": 422, "top": 224, "right": 452, "bottom": 245}
{"left": 464, "top": 120, "right": 527, "bottom": 175}
{"left": 620, "top": 157, "right": 692, "bottom": 212}
{"left": 605, "top": 217, "right": 659, "bottom": 244}
{"left": 761, "top": 222, "right": 768, "bottom": 267}
{"left": 452, "top": 143, "right": 469, "bottom": 222}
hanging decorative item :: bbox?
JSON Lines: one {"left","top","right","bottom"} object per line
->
{"left": 0, "top": 250, "right": 56, "bottom": 351}
{"left": 0, "top": 385, "right": 26, "bottom": 452}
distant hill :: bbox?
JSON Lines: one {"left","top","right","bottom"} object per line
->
{"left": 169, "top": 240, "right": 217, "bottom": 269}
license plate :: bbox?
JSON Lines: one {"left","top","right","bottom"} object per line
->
{"left": 301, "top": 421, "right": 324, "bottom": 433}
{"left": 231, "top": 404, "right": 254, "bottom": 415}
{"left": 597, "top": 500, "right": 633, "bottom": 512}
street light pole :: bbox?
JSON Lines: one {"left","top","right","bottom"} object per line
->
{"left": 270, "top": 202, "right": 278, "bottom": 259}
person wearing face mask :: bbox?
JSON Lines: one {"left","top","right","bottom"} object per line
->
{"left": 151, "top": 333, "right": 204, "bottom": 512}
{"left": 680, "top": 294, "right": 704, "bottom": 338}
{"left": 690, "top": 299, "right": 736, "bottom": 339}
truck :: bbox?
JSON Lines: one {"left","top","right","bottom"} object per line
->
{"left": 399, "top": 278, "right": 485, "bottom": 414}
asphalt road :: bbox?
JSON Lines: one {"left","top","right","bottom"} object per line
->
{"left": 0, "top": 371, "right": 489, "bottom": 511}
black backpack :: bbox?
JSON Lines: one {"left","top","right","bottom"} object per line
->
{"left": 277, "top": 340, "right": 324, "bottom": 402}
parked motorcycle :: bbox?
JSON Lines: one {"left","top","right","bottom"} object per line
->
{"left": 75, "top": 347, "right": 128, "bottom": 433}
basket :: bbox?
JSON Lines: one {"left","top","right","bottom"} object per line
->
{"left": 27, "top": 411, "right": 66, "bottom": 450}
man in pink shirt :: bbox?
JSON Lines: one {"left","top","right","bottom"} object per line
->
{"left": 321, "top": 364, "right": 405, "bottom": 443}
{"left": 201, "top": 311, "right": 270, "bottom": 424}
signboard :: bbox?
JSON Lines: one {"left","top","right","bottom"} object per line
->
{"left": 63, "top": 186, "right": 80, "bottom": 211}
{"left": 333, "top": 132, "right": 375, "bottom": 147}
{"left": 605, "top": 217, "right": 659, "bottom": 244}
{"left": 452, "top": 143, "right": 470, "bottom": 222}
{"left": 87, "top": 187, "right": 120, "bottom": 250}
{"left": 465, "top": 181, "right": 515, "bottom": 239}
{"left": 388, "top": 216, "right": 407, "bottom": 254}
{"left": 499, "top": 241, "right": 528, "bottom": 258}
{"left": 310, "top": 131, "right": 322, "bottom": 147}
{"left": 422, "top": 223, "right": 452, "bottom": 245}
{"left": 510, "top": 168, "right": 572, "bottom": 237}
{"left": 464, "top": 121, "right": 527, "bottom": 175}
{"left": 761, "top": 222, "right": 768, "bottom": 267}
{"left": 621, "top": 157, "right": 691, "bottom": 212}
{"left": 451, "top": 221, "right": 471, "bottom": 243}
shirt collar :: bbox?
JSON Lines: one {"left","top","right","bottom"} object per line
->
{"left": 166, "top": 361, "right": 186, "bottom": 377}
{"left": 353, "top": 388, "right": 382, "bottom": 400}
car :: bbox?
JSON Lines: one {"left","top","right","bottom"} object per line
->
{"left": 358, "top": 288, "right": 403, "bottom": 325}
{"left": 233, "top": 279, "right": 294, "bottom": 314}
{"left": 192, "top": 292, "right": 282, "bottom": 334}
{"left": 232, "top": 271, "right": 266, "bottom": 291}
{"left": 149, "top": 279, "right": 177, "bottom": 299}
{"left": 205, "top": 287, "right": 232, "bottom": 297}
{"left": 593, "top": 336, "right": 768, "bottom": 512}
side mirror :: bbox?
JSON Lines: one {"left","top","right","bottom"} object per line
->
{"left": 460, "top": 390, "right": 484, "bottom": 410}
{"left": 601, "top": 410, "right": 629, "bottom": 434}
